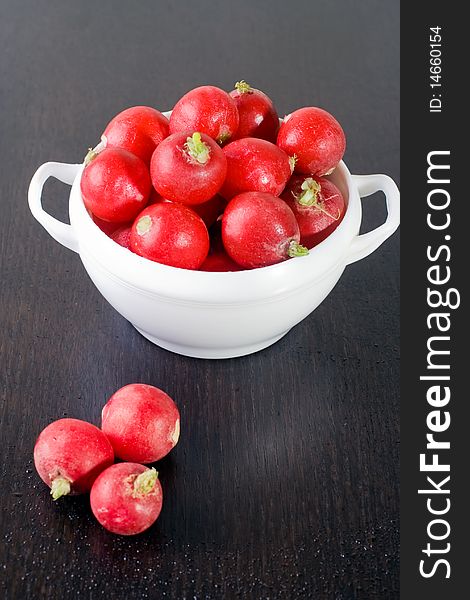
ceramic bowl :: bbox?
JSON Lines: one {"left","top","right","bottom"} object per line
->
{"left": 28, "top": 119, "right": 400, "bottom": 358}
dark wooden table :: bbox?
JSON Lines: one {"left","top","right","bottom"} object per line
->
{"left": 0, "top": 1, "right": 400, "bottom": 597}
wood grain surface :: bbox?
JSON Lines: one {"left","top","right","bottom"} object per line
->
{"left": 0, "top": 1, "right": 400, "bottom": 597}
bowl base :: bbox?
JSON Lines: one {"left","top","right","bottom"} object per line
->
{"left": 133, "top": 327, "right": 289, "bottom": 359}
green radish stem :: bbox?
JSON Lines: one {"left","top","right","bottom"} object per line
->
{"left": 235, "top": 80, "right": 253, "bottom": 94}
{"left": 50, "top": 477, "right": 71, "bottom": 501}
{"left": 133, "top": 468, "right": 158, "bottom": 497}
{"left": 184, "top": 132, "right": 211, "bottom": 164}
{"left": 295, "top": 178, "right": 340, "bottom": 220}
{"left": 296, "top": 178, "right": 321, "bottom": 206}
{"left": 287, "top": 241, "right": 309, "bottom": 258}
{"left": 289, "top": 155, "right": 298, "bottom": 173}
{"left": 84, "top": 148, "right": 98, "bottom": 166}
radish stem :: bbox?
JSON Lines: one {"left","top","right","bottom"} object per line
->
{"left": 84, "top": 148, "right": 98, "bottom": 166}
{"left": 235, "top": 80, "right": 252, "bottom": 94}
{"left": 50, "top": 477, "right": 71, "bottom": 501}
{"left": 184, "top": 132, "right": 211, "bottom": 164}
{"left": 287, "top": 241, "right": 309, "bottom": 258}
{"left": 133, "top": 468, "right": 158, "bottom": 497}
{"left": 289, "top": 155, "right": 298, "bottom": 173}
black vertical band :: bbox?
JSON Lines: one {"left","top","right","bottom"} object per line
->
{"left": 401, "top": 4, "right": 466, "bottom": 598}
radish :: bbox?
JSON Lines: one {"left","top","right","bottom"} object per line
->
{"left": 110, "top": 225, "right": 132, "bottom": 249}
{"left": 90, "top": 463, "right": 163, "bottom": 535}
{"left": 169, "top": 85, "right": 239, "bottom": 144}
{"left": 150, "top": 131, "right": 227, "bottom": 205}
{"left": 200, "top": 222, "right": 242, "bottom": 272}
{"left": 191, "top": 194, "right": 226, "bottom": 229}
{"left": 276, "top": 107, "right": 346, "bottom": 176}
{"left": 220, "top": 137, "right": 293, "bottom": 200}
{"left": 130, "top": 203, "right": 209, "bottom": 269}
{"left": 222, "top": 191, "right": 308, "bottom": 269}
{"left": 33, "top": 419, "right": 114, "bottom": 500}
{"left": 200, "top": 247, "right": 242, "bottom": 272}
{"left": 103, "top": 106, "right": 169, "bottom": 164}
{"left": 229, "top": 80, "right": 279, "bottom": 142}
{"left": 281, "top": 175, "right": 346, "bottom": 248}
{"left": 81, "top": 147, "right": 151, "bottom": 223}
{"left": 90, "top": 213, "right": 121, "bottom": 236}
{"left": 101, "top": 383, "right": 180, "bottom": 463}
{"left": 148, "top": 188, "right": 169, "bottom": 205}
{"left": 149, "top": 189, "right": 225, "bottom": 230}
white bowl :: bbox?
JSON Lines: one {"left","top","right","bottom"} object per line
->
{"left": 28, "top": 126, "right": 399, "bottom": 358}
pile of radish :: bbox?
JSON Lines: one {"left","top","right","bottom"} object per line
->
{"left": 81, "top": 82, "right": 347, "bottom": 271}
{"left": 33, "top": 384, "right": 180, "bottom": 535}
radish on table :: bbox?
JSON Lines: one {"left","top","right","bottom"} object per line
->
{"left": 33, "top": 418, "right": 114, "bottom": 500}
{"left": 101, "top": 383, "right": 180, "bottom": 463}
{"left": 90, "top": 463, "right": 163, "bottom": 535}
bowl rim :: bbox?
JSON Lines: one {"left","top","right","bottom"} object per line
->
{"left": 70, "top": 164, "right": 360, "bottom": 309}
{"left": 73, "top": 157, "right": 357, "bottom": 268}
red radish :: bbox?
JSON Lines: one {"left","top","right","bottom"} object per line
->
{"left": 151, "top": 131, "right": 227, "bottom": 205}
{"left": 90, "top": 463, "right": 163, "bottom": 535}
{"left": 192, "top": 194, "right": 226, "bottom": 229}
{"left": 200, "top": 247, "right": 242, "bottom": 272}
{"left": 169, "top": 86, "right": 239, "bottom": 144}
{"left": 200, "top": 222, "right": 242, "bottom": 272}
{"left": 222, "top": 192, "right": 308, "bottom": 269}
{"left": 281, "top": 176, "right": 346, "bottom": 248}
{"left": 81, "top": 147, "right": 151, "bottom": 223}
{"left": 149, "top": 189, "right": 224, "bottom": 229}
{"left": 229, "top": 80, "right": 279, "bottom": 142}
{"left": 277, "top": 107, "right": 346, "bottom": 176}
{"left": 220, "top": 138, "right": 293, "bottom": 200}
{"left": 103, "top": 106, "right": 169, "bottom": 164}
{"left": 148, "top": 188, "right": 170, "bottom": 205}
{"left": 130, "top": 203, "right": 209, "bottom": 269}
{"left": 101, "top": 383, "right": 180, "bottom": 463}
{"left": 111, "top": 225, "right": 132, "bottom": 249}
{"left": 91, "top": 213, "right": 121, "bottom": 236}
{"left": 33, "top": 419, "right": 114, "bottom": 500}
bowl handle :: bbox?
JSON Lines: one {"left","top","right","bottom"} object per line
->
{"left": 345, "top": 174, "right": 400, "bottom": 264}
{"left": 28, "top": 162, "right": 81, "bottom": 253}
